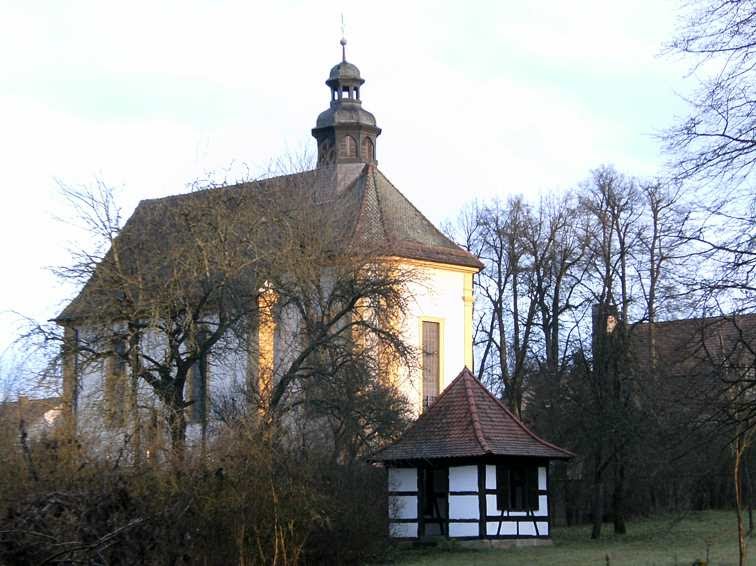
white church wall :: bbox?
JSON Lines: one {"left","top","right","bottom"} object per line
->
{"left": 69, "top": 259, "right": 476, "bottom": 449}
{"left": 396, "top": 263, "right": 472, "bottom": 413}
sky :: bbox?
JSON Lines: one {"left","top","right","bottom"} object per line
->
{"left": 0, "top": 0, "right": 692, "bottom": 382}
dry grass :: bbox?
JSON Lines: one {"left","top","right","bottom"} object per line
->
{"left": 391, "top": 511, "right": 754, "bottom": 566}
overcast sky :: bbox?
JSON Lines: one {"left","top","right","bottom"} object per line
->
{"left": 0, "top": 0, "right": 692, "bottom": 379}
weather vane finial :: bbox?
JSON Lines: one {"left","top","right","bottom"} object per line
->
{"left": 340, "top": 14, "right": 347, "bottom": 62}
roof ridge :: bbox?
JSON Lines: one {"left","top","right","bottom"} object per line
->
{"left": 470, "top": 370, "right": 575, "bottom": 458}
{"left": 139, "top": 168, "right": 322, "bottom": 205}
{"left": 634, "top": 312, "right": 756, "bottom": 328}
{"left": 346, "top": 164, "right": 376, "bottom": 244}
{"left": 463, "top": 369, "right": 491, "bottom": 454}
{"left": 367, "top": 165, "right": 389, "bottom": 237}
{"left": 371, "top": 168, "right": 481, "bottom": 256}
{"left": 367, "top": 368, "right": 465, "bottom": 461}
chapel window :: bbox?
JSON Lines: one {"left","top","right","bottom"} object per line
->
{"left": 104, "top": 337, "right": 128, "bottom": 428}
{"left": 495, "top": 464, "right": 539, "bottom": 512}
{"left": 187, "top": 330, "right": 209, "bottom": 424}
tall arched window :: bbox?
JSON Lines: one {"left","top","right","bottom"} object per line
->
{"left": 340, "top": 135, "right": 357, "bottom": 158}
{"left": 361, "top": 137, "right": 374, "bottom": 161}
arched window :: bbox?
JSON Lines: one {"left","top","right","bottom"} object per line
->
{"left": 340, "top": 135, "right": 357, "bottom": 158}
{"left": 319, "top": 141, "right": 335, "bottom": 164}
{"left": 361, "top": 137, "right": 374, "bottom": 161}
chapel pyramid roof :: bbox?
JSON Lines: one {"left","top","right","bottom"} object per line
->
{"left": 370, "top": 368, "right": 573, "bottom": 462}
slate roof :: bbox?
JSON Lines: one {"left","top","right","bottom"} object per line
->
{"left": 370, "top": 368, "right": 573, "bottom": 462}
{"left": 57, "top": 163, "right": 482, "bottom": 322}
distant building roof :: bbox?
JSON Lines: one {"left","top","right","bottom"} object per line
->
{"left": 370, "top": 368, "right": 573, "bottom": 462}
{"left": 57, "top": 163, "right": 482, "bottom": 322}
{"left": 0, "top": 396, "right": 63, "bottom": 437}
{"left": 631, "top": 313, "right": 756, "bottom": 374}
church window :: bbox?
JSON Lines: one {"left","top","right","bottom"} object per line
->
{"left": 187, "top": 330, "right": 210, "bottom": 424}
{"left": 319, "top": 141, "right": 335, "bottom": 164}
{"left": 422, "top": 320, "right": 440, "bottom": 408}
{"left": 340, "top": 135, "right": 357, "bottom": 158}
{"left": 104, "top": 337, "right": 127, "bottom": 428}
{"left": 362, "top": 137, "right": 374, "bottom": 161}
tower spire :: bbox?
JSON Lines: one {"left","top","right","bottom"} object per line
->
{"left": 311, "top": 37, "right": 381, "bottom": 167}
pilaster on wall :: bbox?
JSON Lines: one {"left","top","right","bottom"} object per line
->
{"left": 463, "top": 272, "right": 474, "bottom": 371}
{"left": 257, "top": 289, "right": 277, "bottom": 407}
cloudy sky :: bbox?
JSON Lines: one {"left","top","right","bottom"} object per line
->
{"left": 0, "top": 1, "right": 692, "bottom": 376}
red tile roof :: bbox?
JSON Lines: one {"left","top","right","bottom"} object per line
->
{"left": 370, "top": 368, "right": 573, "bottom": 462}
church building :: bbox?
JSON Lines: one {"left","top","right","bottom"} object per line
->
{"left": 55, "top": 43, "right": 574, "bottom": 544}
{"left": 56, "top": 42, "right": 483, "bottom": 434}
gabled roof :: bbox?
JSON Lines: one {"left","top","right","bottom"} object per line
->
{"left": 57, "top": 163, "right": 482, "bottom": 322}
{"left": 370, "top": 368, "right": 573, "bottom": 462}
{"left": 631, "top": 313, "right": 756, "bottom": 375}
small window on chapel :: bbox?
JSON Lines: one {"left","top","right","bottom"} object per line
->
{"left": 361, "top": 137, "right": 374, "bottom": 161}
{"left": 495, "top": 464, "right": 539, "bottom": 511}
{"left": 340, "top": 135, "right": 357, "bottom": 158}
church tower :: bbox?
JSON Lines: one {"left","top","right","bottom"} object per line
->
{"left": 312, "top": 38, "right": 381, "bottom": 166}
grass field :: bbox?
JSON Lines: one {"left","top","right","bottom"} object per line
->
{"left": 390, "top": 511, "right": 754, "bottom": 565}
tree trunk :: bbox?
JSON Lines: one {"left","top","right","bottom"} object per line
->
{"left": 167, "top": 405, "right": 187, "bottom": 465}
{"left": 613, "top": 458, "right": 627, "bottom": 534}
{"left": 591, "top": 457, "right": 603, "bottom": 539}
{"left": 735, "top": 433, "right": 747, "bottom": 566}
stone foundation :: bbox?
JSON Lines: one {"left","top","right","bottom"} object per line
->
{"left": 456, "top": 538, "right": 554, "bottom": 550}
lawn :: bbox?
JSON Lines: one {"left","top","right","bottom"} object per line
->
{"left": 391, "top": 511, "right": 754, "bottom": 565}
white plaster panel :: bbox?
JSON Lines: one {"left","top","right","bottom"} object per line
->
{"left": 537, "top": 521, "right": 549, "bottom": 536}
{"left": 486, "top": 494, "right": 499, "bottom": 514}
{"left": 486, "top": 465, "right": 496, "bottom": 489}
{"left": 538, "top": 494, "right": 548, "bottom": 514}
{"left": 449, "top": 465, "right": 477, "bottom": 492}
{"left": 448, "top": 522, "right": 479, "bottom": 537}
{"left": 518, "top": 521, "right": 538, "bottom": 536}
{"left": 538, "top": 466, "right": 547, "bottom": 490}
{"left": 389, "top": 496, "right": 417, "bottom": 520}
{"left": 487, "top": 521, "right": 517, "bottom": 536}
{"left": 389, "top": 522, "right": 417, "bottom": 538}
{"left": 448, "top": 495, "right": 479, "bottom": 520}
{"left": 388, "top": 467, "right": 417, "bottom": 492}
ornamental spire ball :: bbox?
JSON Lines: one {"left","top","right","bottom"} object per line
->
{"left": 340, "top": 36, "right": 347, "bottom": 62}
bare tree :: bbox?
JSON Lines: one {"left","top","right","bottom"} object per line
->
{"left": 48, "top": 170, "right": 416, "bottom": 462}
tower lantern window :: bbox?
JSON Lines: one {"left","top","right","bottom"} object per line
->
{"left": 341, "top": 135, "right": 357, "bottom": 158}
